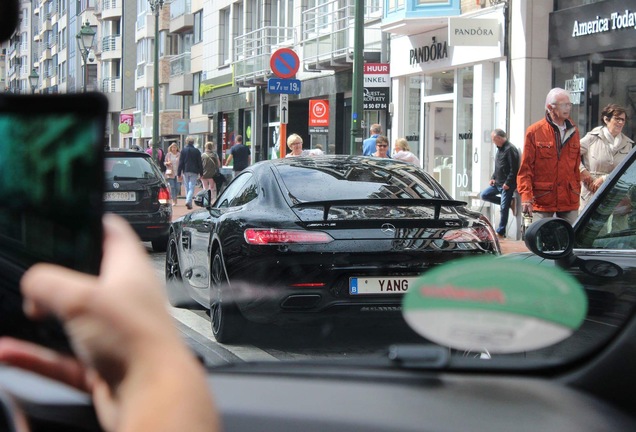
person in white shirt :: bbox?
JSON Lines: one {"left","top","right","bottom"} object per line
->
{"left": 392, "top": 138, "right": 420, "bottom": 166}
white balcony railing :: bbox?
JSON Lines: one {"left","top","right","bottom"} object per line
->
{"left": 102, "top": 77, "right": 121, "bottom": 93}
{"left": 102, "top": 35, "right": 121, "bottom": 52}
{"left": 302, "top": 0, "right": 382, "bottom": 70}
{"left": 170, "top": 0, "right": 191, "bottom": 19}
{"left": 233, "top": 26, "right": 296, "bottom": 85}
{"left": 170, "top": 52, "right": 191, "bottom": 76}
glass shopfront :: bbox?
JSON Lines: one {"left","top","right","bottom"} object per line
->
{"left": 550, "top": 0, "right": 636, "bottom": 140}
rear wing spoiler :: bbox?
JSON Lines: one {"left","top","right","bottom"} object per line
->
{"left": 293, "top": 198, "right": 467, "bottom": 221}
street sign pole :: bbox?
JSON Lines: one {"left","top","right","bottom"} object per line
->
{"left": 280, "top": 94, "right": 289, "bottom": 158}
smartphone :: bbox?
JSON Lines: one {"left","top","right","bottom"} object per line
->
{"left": 0, "top": 92, "right": 107, "bottom": 353}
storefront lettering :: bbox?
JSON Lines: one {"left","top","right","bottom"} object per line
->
{"left": 409, "top": 37, "right": 448, "bottom": 66}
{"left": 564, "top": 76, "right": 585, "bottom": 105}
{"left": 572, "top": 9, "right": 636, "bottom": 37}
{"left": 454, "top": 27, "right": 495, "bottom": 37}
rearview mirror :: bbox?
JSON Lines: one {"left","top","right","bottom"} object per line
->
{"left": 194, "top": 189, "right": 212, "bottom": 208}
{"left": 524, "top": 218, "right": 574, "bottom": 260}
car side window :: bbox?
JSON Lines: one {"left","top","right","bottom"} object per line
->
{"left": 576, "top": 161, "right": 636, "bottom": 249}
{"left": 216, "top": 173, "right": 253, "bottom": 208}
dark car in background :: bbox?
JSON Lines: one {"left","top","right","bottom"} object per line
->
{"left": 166, "top": 155, "right": 500, "bottom": 343}
{"left": 104, "top": 150, "right": 171, "bottom": 252}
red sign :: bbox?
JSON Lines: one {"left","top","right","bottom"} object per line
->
{"left": 270, "top": 48, "right": 300, "bottom": 79}
{"left": 309, "top": 100, "right": 329, "bottom": 127}
{"left": 119, "top": 113, "right": 134, "bottom": 126}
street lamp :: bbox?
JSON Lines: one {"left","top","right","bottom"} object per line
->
{"left": 28, "top": 68, "right": 39, "bottom": 94}
{"left": 148, "top": 0, "right": 165, "bottom": 161}
{"left": 76, "top": 21, "right": 96, "bottom": 92}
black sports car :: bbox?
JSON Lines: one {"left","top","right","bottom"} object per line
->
{"left": 165, "top": 156, "right": 500, "bottom": 343}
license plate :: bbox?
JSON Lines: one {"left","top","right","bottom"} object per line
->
{"left": 104, "top": 191, "right": 136, "bottom": 202}
{"left": 349, "top": 276, "right": 418, "bottom": 295}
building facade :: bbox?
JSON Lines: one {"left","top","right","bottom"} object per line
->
{"left": 4, "top": 0, "right": 635, "bottom": 241}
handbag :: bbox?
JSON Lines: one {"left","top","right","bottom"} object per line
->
{"left": 213, "top": 171, "right": 225, "bottom": 189}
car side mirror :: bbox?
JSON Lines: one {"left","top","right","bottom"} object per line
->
{"left": 524, "top": 217, "right": 575, "bottom": 262}
{"left": 194, "top": 189, "right": 212, "bottom": 208}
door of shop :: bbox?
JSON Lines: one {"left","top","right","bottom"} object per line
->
{"left": 425, "top": 101, "right": 454, "bottom": 194}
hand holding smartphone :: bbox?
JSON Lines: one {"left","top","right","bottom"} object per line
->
{"left": 0, "top": 92, "right": 107, "bottom": 353}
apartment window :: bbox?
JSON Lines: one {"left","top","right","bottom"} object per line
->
{"left": 269, "top": 0, "right": 293, "bottom": 28}
{"left": 60, "top": 27, "right": 67, "bottom": 48}
{"left": 164, "top": 86, "right": 182, "bottom": 110}
{"left": 219, "top": 8, "right": 230, "bottom": 65}
{"left": 193, "top": 11, "right": 202, "bottom": 43}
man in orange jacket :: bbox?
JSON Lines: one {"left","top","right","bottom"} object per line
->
{"left": 517, "top": 88, "right": 581, "bottom": 225}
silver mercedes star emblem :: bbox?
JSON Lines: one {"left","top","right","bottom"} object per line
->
{"left": 381, "top": 223, "right": 396, "bottom": 236}
{"left": 113, "top": 182, "right": 120, "bottom": 189}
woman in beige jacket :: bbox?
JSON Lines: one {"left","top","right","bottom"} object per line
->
{"left": 579, "top": 104, "right": 633, "bottom": 211}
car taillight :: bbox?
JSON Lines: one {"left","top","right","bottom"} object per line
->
{"left": 158, "top": 187, "right": 171, "bottom": 204}
{"left": 442, "top": 226, "right": 494, "bottom": 243}
{"left": 244, "top": 229, "right": 333, "bottom": 245}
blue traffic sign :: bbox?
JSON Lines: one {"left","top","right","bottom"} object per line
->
{"left": 267, "top": 78, "right": 302, "bottom": 95}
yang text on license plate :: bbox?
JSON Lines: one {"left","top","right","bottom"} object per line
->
{"left": 104, "top": 191, "right": 136, "bottom": 202}
{"left": 349, "top": 276, "right": 418, "bottom": 295}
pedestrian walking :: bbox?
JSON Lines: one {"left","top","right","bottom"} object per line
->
{"left": 362, "top": 124, "right": 382, "bottom": 156}
{"left": 164, "top": 142, "right": 181, "bottom": 206}
{"left": 201, "top": 141, "right": 221, "bottom": 199}
{"left": 370, "top": 135, "right": 390, "bottom": 158}
{"left": 579, "top": 104, "right": 633, "bottom": 211}
{"left": 392, "top": 138, "right": 420, "bottom": 166}
{"left": 286, "top": 133, "right": 308, "bottom": 157}
{"left": 479, "top": 129, "right": 520, "bottom": 238}
{"left": 224, "top": 134, "right": 250, "bottom": 178}
{"left": 517, "top": 88, "right": 581, "bottom": 225}
{"left": 177, "top": 136, "right": 203, "bottom": 210}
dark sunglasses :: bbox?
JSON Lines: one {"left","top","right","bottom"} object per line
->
{"left": 377, "top": 144, "right": 388, "bottom": 148}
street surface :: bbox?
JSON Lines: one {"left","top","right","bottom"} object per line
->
{"left": 148, "top": 241, "right": 424, "bottom": 366}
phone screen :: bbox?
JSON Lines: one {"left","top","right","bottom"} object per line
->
{"left": 0, "top": 92, "right": 107, "bottom": 351}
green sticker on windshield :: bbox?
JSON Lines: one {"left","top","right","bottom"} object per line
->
{"left": 402, "top": 257, "right": 587, "bottom": 353}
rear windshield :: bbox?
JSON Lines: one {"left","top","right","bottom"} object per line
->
{"left": 277, "top": 163, "right": 441, "bottom": 202}
{"left": 105, "top": 156, "right": 157, "bottom": 180}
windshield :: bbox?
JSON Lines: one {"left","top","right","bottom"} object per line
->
{"left": 5, "top": 1, "right": 636, "bottom": 377}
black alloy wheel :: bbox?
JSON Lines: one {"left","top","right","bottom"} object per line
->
{"left": 165, "top": 232, "right": 186, "bottom": 307}
{"left": 210, "top": 249, "right": 245, "bottom": 344}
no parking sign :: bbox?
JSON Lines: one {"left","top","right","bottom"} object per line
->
{"left": 270, "top": 48, "right": 300, "bottom": 79}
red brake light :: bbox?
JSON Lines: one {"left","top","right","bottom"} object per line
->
{"left": 442, "top": 227, "right": 494, "bottom": 242}
{"left": 158, "top": 187, "right": 171, "bottom": 204}
{"left": 244, "top": 229, "right": 333, "bottom": 245}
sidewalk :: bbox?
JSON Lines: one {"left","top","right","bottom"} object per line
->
{"left": 170, "top": 186, "right": 204, "bottom": 221}
{"left": 498, "top": 237, "right": 529, "bottom": 254}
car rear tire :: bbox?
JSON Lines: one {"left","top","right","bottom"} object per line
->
{"left": 210, "top": 249, "right": 245, "bottom": 344}
{"left": 165, "top": 232, "right": 188, "bottom": 307}
{"left": 152, "top": 235, "right": 168, "bottom": 252}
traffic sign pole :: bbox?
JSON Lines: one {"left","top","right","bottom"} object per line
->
{"left": 280, "top": 122, "right": 287, "bottom": 158}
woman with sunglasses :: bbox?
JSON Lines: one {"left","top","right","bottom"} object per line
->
{"left": 371, "top": 135, "right": 391, "bottom": 158}
{"left": 580, "top": 104, "right": 633, "bottom": 210}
